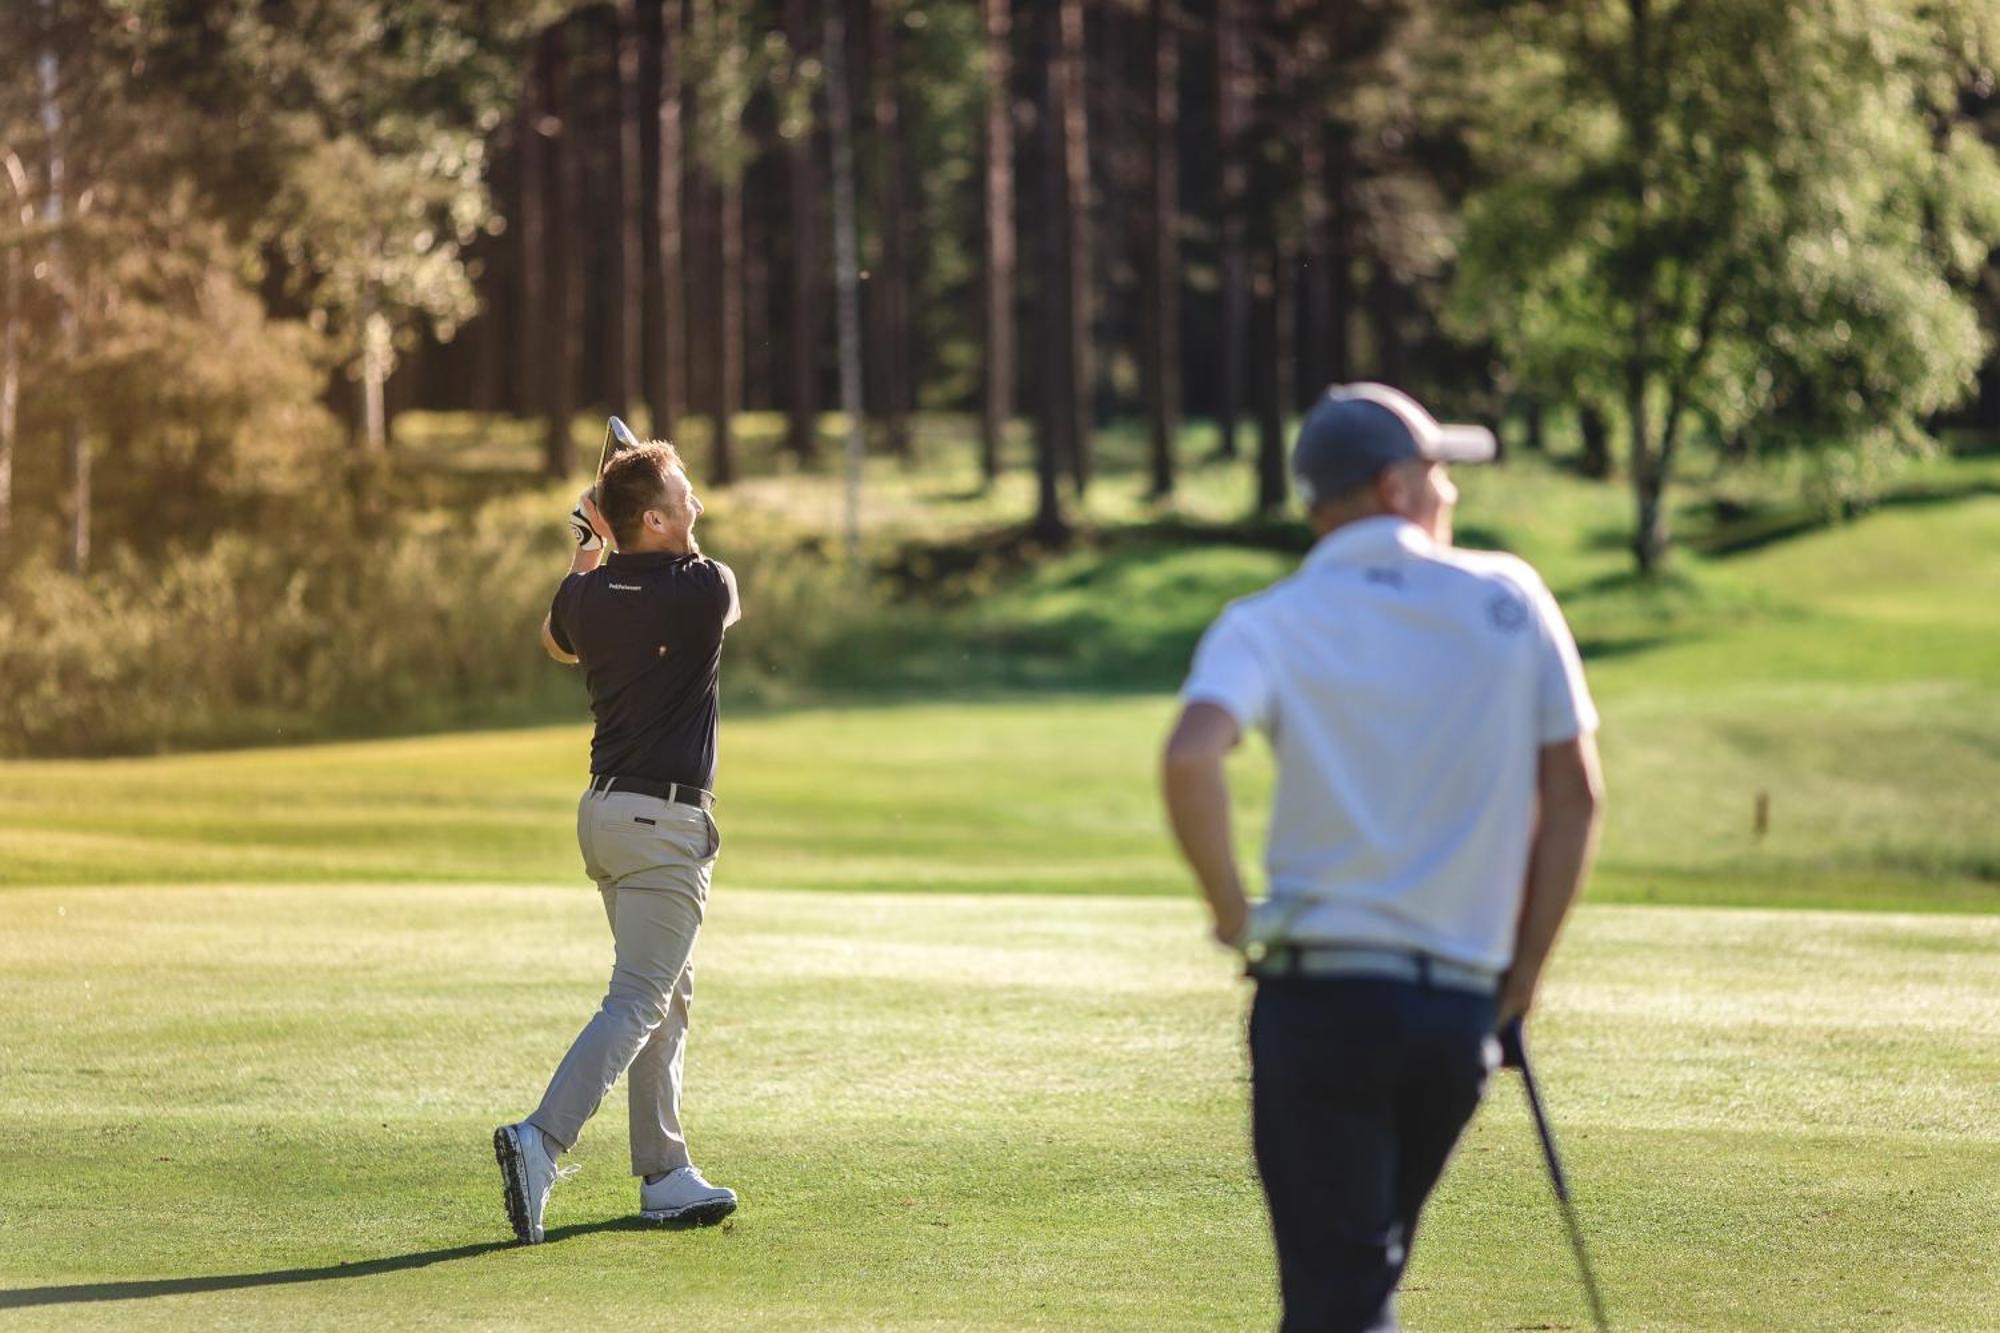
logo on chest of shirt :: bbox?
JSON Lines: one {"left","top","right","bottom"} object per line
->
{"left": 1487, "top": 589, "right": 1529, "bottom": 633}
{"left": 1363, "top": 566, "right": 1405, "bottom": 590}
{"left": 608, "top": 582, "right": 644, "bottom": 592}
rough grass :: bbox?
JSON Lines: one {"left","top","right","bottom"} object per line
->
{"left": 2, "top": 886, "right": 1995, "bottom": 1330}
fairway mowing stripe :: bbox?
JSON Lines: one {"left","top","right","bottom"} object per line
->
{"left": 5, "top": 886, "right": 2000, "bottom": 1327}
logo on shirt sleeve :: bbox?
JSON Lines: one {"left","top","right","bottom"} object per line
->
{"left": 1487, "top": 589, "right": 1529, "bottom": 633}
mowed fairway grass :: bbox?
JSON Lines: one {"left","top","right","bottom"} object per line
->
{"left": 3, "top": 890, "right": 1998, "bottom": 1330}
{"left": 2, "top": 493, "right": 1998, "bottom": 1328}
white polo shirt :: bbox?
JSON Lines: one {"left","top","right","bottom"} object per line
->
{"left": 1181, "top": 516, "right": 1598, "bottom": 972}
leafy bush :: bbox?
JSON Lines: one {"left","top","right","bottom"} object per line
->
{"left": 0, "top": 479, "right": 886, "bottom": 757}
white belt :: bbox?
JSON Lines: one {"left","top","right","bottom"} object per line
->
{"left": 1249, "top": 944, "right": 1500, "bottom": 996}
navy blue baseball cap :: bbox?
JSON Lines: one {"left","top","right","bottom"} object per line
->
{"left": 1292, "top": 383, "right": 1497, "bottom": 507}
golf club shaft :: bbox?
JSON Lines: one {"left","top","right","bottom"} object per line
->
{"left": 1518, "top": 1058, "right": 1612, "bottom": 1333}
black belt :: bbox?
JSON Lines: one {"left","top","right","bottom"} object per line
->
{"left": 588, "top": 774, "right": 716, "bottom": 811}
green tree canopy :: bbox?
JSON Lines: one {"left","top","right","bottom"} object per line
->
{"left": 1450, "top": 0, "right": 2000, "bottom": 571}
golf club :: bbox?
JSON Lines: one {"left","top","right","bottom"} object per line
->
{"left": 593, "top": 414, "right": 641, "bottom": 503}
{"left": 1499, "top": 1017, "right": 1611, "bottom": 1333}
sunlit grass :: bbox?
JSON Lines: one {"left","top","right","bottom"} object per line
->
{"left": 2, "top": 887, "right": 1995, "bottom": 1328}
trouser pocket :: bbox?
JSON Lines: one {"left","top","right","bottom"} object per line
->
{"left": 585, "top": 794, "right": 718, "bottom": 891}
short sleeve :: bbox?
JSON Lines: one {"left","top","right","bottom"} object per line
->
{"left": 1530, "top": 584, "right": 1598, "bottom": 743}
{"left": 1181, "top": 610, "right": 1275, "bottom": 733}
{"left": 547, "top": 575, "right": 580, "bottom": 655}
{"left": 714, "top": 560, "right": 741, "bottom": 628}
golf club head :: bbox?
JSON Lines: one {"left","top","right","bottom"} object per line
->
{"left": 590, "top": 415, "right": 643, "bottom": 508}
{"left": 607, "top": 415, "right": 640, "bottom": 458}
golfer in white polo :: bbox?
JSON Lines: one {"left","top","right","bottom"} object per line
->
{"left": 1162, "top": 383, "right": 1605, "bottom": 1331}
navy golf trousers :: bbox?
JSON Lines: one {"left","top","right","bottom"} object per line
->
{"left": 1249, "top": 974, "right": 1498, "bottom": 1333}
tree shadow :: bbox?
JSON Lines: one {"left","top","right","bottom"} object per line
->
{"left": 0, "top": 1217, "right": 665, "bottom": 1309}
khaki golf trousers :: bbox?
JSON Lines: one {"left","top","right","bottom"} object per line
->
{"left": 528, "top": 788, "right": 719, "bottom": 1178}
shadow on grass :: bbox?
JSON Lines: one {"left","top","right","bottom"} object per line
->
{"left": 1694, "top": 479, "right": 2000, "bottom": 558}
{"left": 0, "top": 1216, "right": 696, "bottom": 1309}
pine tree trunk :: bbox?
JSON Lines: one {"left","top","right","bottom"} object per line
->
{"left": 744, "top": 197, "right": 772, "bottom": 412}
{"left": 1142, "top": 0, "right": 1179, "bottom": 500}
{"left": 612, "top": 0, "right": 645, "bottom": 425}
{"left": 1250, "top": 13, "right": 1290, "bottom": 518}
{"left": 1328, "top": 127, "right": 1353, "bottom": 385}
{"left": 359, "top": 291, "right": 389, "bottom": 452}
{"left": 63, "top": 418, "right": 87, "bottom": 574}
{"left": 1032, "top": 0, "right": 1069, "bottom": 542}
{"left": 825, "top": 0, "right": 867, "bottom": 556}
{"left": 784, "top": 0, "right": 821, "bottom": 463}
{"left": 715, "top": 166, "right": 742, "bottom": 485}
{"left": 1215, "top": 0, "right": 1249, "bottom": 460}
{"left": 867, "top": 0, "right": 912, "bottom": 460}
{"left": 1058, "top": 0, "right": 1091, "bottom": 497}
{"left": 1296, "top": 4, "right": 1331, "bottom": 407}
{"left": 978, "top": 0, "right": 1015, "bottom": 486}
{"left": 39, "top": 33, "right": 88, "bottom": 570}
{"left": 1254, "top": 242, "right": 1290, "bottom": 515}
{"left": 1246, "top": 2, "right": 1300, "bottom": 513}
{"left": 655, "top": 0, "right": 686, "bottom": 441}
{"left": 1579, "top": 401, "right": 1611, "bottom": 479}
{"left": 514, "top": 62, "right": 547, "bottom": 422}
{"left": 545, "top": 23, "right": 581, "bottom": 477}
{"left": 711, "top": 0, "right": 743, "bottom": 485}
{"left": 1368, "top": 259, "right": 1403, "bottom": 386}
{"left": 0, "top": 242, "right": 16, "bottom": 559}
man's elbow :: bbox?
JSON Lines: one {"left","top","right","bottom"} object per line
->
{"left": 1560, "top": 783, "right": 1605, "bottom": 828}
{"left": 1537, "top": 734, "right": 1605, "bottom": 822}
{"left": 539, "top": 624, "right": 579, "bottom": 665}
{"left": 1161, "top": 735, "right": 1226, "bottom": 784}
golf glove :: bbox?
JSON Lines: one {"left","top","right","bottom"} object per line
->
{"left": 568, "top": 493, "right": 604, "bottom": 551}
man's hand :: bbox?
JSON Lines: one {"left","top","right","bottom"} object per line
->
{"left": 1496, "top": 969, "right": 1537, "bottom": 1029}
{"left": 569, "top": 491, "right": 613, "bottom": 551}
{"left": 1220, "top": 897, "right": 1304, "bottom": 956}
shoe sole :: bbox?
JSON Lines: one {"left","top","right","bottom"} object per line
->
{"left": 638, "top": 1197, "right": 737, "bottom": 1229}
{"left": 492, "top": 1125, "right": 541, "bottom": 1245}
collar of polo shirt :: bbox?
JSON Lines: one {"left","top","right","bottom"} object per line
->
{"left": 608, "top": 549, "right": 698, "bottom": 569}
{"left": 1304, "top": 515, "right": 1434, "bottom": 571}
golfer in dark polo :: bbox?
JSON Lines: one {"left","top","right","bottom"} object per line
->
{"left": 1162, "top": 383, "right": 1605, "bottom": 1331}
{"left": 494, "top": 440, "right": 742, "bottom": 1244}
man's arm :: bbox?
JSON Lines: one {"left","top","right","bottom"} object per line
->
{"left": 716, "top": 560, "right": 742, "bottom": 631}
{"left": 542, "top": 495, "right": 611, "bottom": 665}
{"left": 541, "top": 613, "right": 580, "bottom": 665}
{"left": 1499, "top": 731, "right": 1606, "bottom": 1024}
{"left": 1161, "top": 702, "right": 1252, "bottom": 947}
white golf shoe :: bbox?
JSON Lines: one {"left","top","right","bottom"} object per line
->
{"left": 493, "top": 1121, "right": 573, "bottom": 1244}
{"left": 639, "top": 1164, "right": 738, "bottom": 1227}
